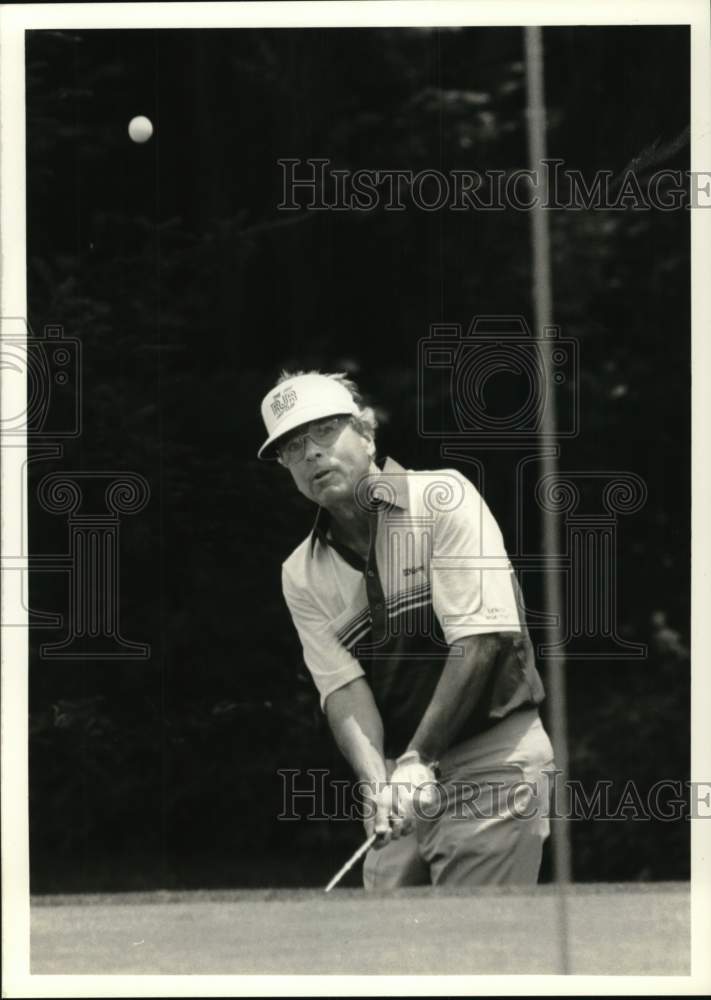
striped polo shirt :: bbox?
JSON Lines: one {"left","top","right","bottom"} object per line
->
{"left": 281, "top": 458, "right": 545, "bottom": 757}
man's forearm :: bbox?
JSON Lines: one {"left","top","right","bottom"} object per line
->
{"left": 325, "top": 677, "right": 387, "bottom": 782}
{"left": 407, "top": 633, "right": 502, "bottom": 763}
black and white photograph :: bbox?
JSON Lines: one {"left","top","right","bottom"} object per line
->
{"left": 1, "top": 1, "right": 710, "bottom": 994}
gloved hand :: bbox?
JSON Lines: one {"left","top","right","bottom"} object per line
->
{"left": 388, "top": 750, "right": 439, "bottom": 836}
{"left": 362, "top": 752, "right": 439, "bottom": 848}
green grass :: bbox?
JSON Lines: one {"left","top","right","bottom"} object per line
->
{"left": 31, "top": 882, "right": 689, "bottom": 976}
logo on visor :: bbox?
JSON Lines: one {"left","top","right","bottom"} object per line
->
{"left": 270, "top": 388, "right": 298, "bottom": 419}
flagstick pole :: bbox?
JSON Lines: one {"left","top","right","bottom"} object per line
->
{"left": 524, "top": 24, "right": 573, "bottom": 974}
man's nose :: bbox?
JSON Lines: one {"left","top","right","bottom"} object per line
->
{"left": 303, "top": 435, "right": 324, "bottom": 460}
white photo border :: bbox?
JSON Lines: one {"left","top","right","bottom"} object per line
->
{"left": 2, "top": 1, "right": 709, "bottom": 996}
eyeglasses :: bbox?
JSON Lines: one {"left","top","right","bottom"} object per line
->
{"left": 277, "top": 415, "right": 351, "bottom": 466}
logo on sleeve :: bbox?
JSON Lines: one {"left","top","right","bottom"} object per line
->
{"left": 270, "top": 387, "right": 298, "bottom": 419}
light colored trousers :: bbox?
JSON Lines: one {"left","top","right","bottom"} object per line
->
{"left": 363, "top": 709, "right": 555, "bottom": 890}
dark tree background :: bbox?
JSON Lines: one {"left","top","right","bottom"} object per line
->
{"left": 26, "top": 26, "right": 690, "bottom": 891}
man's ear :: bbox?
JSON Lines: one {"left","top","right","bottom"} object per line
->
{"left": 366, "top": 437, "right": 376, "bottom": 459}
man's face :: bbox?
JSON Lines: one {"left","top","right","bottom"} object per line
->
{"left": 278, "top": 416, "right": 374, "bottom": 508}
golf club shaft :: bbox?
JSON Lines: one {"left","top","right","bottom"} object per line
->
{"left": 324, "top": 833, "right": 377, "bottom": 892}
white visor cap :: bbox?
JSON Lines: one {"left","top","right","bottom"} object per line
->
{"left": 258, "top": 373, "right": 360, "bottom": 459}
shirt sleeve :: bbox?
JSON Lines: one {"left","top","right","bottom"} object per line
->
{"left": 281, "top": 564, "right": 365, "bottom": 710}
{"left": 431, "top": 470, "right": 523, "bottom": 644}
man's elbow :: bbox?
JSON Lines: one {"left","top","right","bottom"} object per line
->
{"left": 324, "top": 676, "right": 370, "bottom": 717}
{"left": 454, "top": 632, "right": 504, "bottom": 665}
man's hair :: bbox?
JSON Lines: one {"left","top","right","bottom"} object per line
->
{"left": 275, "top": 369, "right": 378, "bottom": 446}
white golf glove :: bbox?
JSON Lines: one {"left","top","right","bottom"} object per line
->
{"left": 363, "top": 752, "right": 440, "bottom": 847}
{"left": 388, "top": 750, "right": 440, "bottom": 834}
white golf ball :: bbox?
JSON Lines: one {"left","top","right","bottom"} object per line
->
{"left": 128, "top": 115, "right": 154, "bottom": 143}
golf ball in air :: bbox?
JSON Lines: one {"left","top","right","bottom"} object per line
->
{"left": 128, "top": 116, "right": 154, "bottom": 143}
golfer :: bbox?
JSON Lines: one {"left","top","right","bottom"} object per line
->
{"left": 258, "top": 370, "right": 555, "bottom": 889}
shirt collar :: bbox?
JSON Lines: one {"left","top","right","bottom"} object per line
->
{"left": 309, "top": 457, "right": 409, "bottom": 554}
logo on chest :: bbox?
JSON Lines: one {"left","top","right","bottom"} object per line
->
{"left": 403, "top": 564, "right": 425, "bottom": 577}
